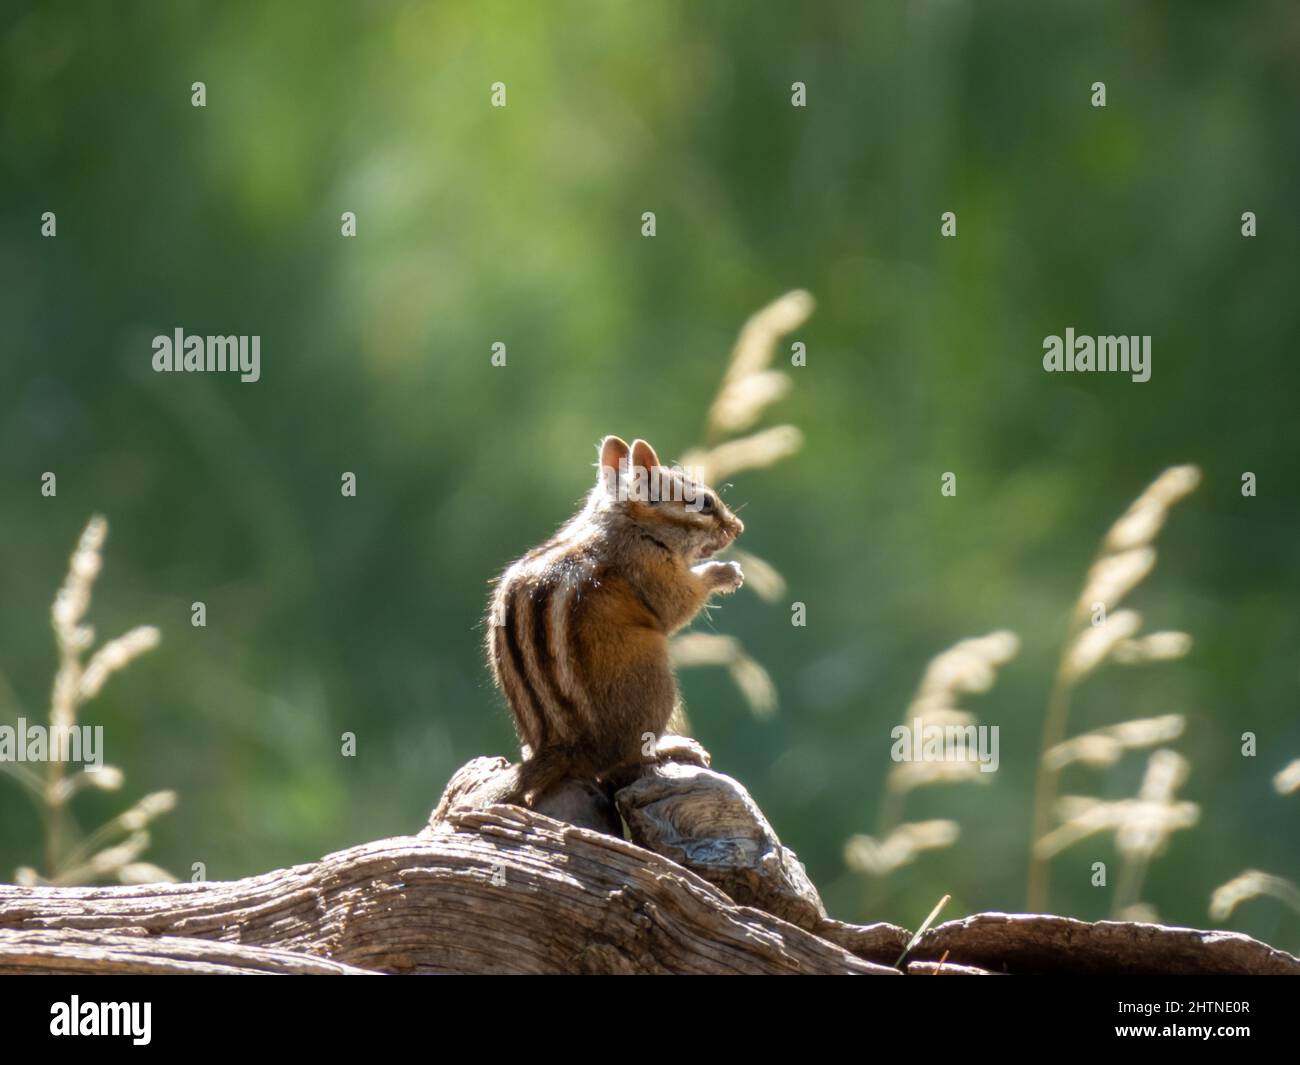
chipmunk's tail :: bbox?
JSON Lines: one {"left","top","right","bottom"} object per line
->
{"left": 509, "top": 745, "right": 587, "bottom": 807}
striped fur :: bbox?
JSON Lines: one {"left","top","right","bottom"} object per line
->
{"left": 486, "top": 435, "right": 745, "bottom": 804}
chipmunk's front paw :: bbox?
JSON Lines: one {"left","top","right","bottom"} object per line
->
{"left": 695, "top": 559, "right": 744, "bottom": 594}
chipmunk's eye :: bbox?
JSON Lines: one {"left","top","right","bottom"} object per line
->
{"left": 699, "top": 493, "right": 715, "bottom": 514}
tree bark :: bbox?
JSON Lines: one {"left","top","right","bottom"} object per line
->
{"left": 1, "top": 753, "right": 1295, "bottom": 975}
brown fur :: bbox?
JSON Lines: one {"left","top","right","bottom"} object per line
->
{"left": 486, "top": 435, "right": 744, "bottom": 804}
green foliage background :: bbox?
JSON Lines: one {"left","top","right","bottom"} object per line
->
{"left": 2, "top": 1, "right": 1297, "bottom": 945}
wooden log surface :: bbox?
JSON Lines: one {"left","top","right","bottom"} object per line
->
{"left": 1, "top": 753, "right": 1295, "bottom": 976}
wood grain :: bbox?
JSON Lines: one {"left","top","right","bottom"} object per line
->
{"left": 1, "top": 753, "right": 1295, "bottom": 975}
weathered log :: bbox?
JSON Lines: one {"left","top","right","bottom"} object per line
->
{"left": 917, "top": 912, "right": 1300, "bottom": 976}
{"left": 616, "top": 761, "right": 828, "bottom": 931}
{"left": 0, "top": 794, "right": 897, "bottom": 974}
{"left": 1, "top": 753, "right": 1296, "bottom": 975}
{"left": 0, "top": 928, "right": 374, "bottom": 975}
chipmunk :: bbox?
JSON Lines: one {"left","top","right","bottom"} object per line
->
{"left": 486, "top": 435, "right": 745, "bottom": 805}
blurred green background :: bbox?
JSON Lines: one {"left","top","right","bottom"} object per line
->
{"left": 2, "top": 0, "right": 1298, "bottom": 947}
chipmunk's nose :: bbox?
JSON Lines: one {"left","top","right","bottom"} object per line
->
{"left": 732, "top": 515, "right": 744, "bottom": 536}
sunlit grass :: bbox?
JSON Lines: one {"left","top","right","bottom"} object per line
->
{"left": 1027, "top": 466, "right": 1200, "bottom": 914}
{"left": 2, "top": 517, "right": 175, "bottom": 887}
{"left": 671, "top": 290, "right": 814, "bottom": 720}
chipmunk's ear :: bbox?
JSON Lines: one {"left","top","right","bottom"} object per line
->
{"left": 629, "top": 438, "right": 661, "bottom": 472}
{"left": 598, "top": 435, "right": 631, "bottom": 489}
